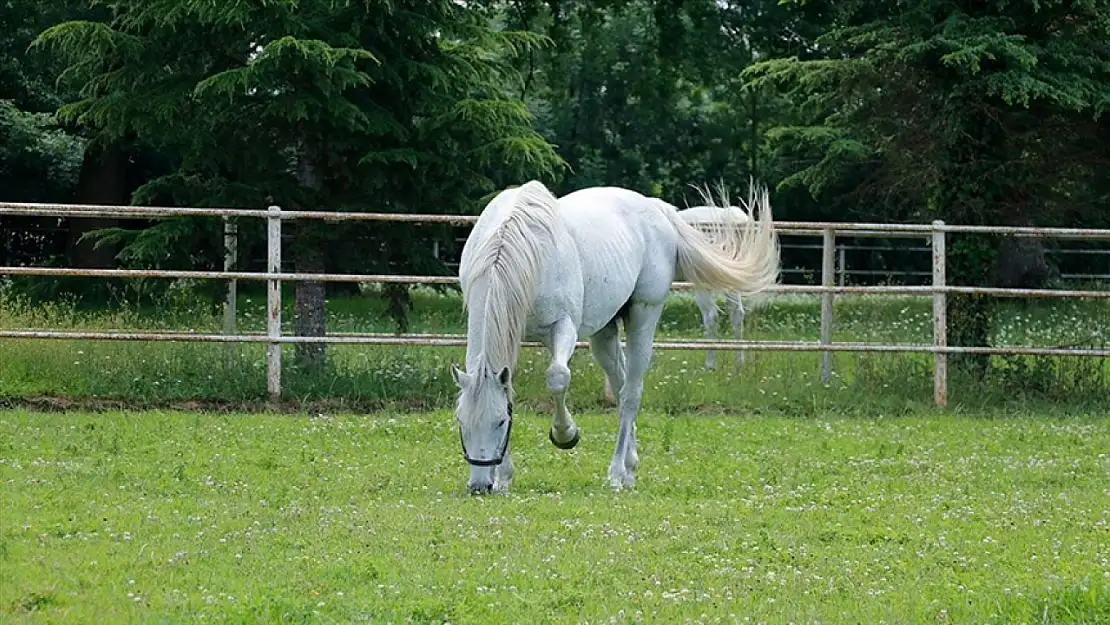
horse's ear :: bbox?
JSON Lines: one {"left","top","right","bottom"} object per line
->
{"left": 451, "top": 363, "right": 471, "bottom": 389}
{"left": 497, "top": 366, "right": 511, "bottom": 388}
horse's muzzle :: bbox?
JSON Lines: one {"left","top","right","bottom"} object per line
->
{"left": 459, "top": 410, "right": 513, "bottom": 468}
{"left": 467, "top": 479, "right": 494, "bottom": 495}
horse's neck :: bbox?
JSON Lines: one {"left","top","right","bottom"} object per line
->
{"left": 460, "top": 190, "right": 561, "bottom": 374}
{"left": 463, "top": 275, "right": 512, "bottom": 373}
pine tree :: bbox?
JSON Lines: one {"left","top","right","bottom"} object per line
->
{"left": 746, "top": 0, "right": 1110, "bottom": 372}
{"left": 36, "top": 0, "right": 565, "bottom": 369}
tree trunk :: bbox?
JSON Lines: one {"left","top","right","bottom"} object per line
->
{"left": 995, "top": 236, "right": 1050, "bottom": 289}
{"left": 933, "top": 107, "right": 1012, "bottom": 377}
{"left": 293, "top": 238, "right": 327, "bottom": 370}
{"left": 292, "top": 142, "right": 327, "bottom": 369}
{"left": 70, "top": 142, "right": 124, "bottom": 269}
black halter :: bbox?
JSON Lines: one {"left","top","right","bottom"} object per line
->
{"left": 460, "top": 401, "right": 513, "bottom": 467}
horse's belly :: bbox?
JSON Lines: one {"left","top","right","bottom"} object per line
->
{"left": 570, "top": 227, "right": 646, "bottom": 337}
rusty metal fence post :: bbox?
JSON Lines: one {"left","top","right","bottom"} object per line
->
{"left": 932, "top": 220, "right": 948, "bottom": 407}
{"left": 820, "top": 228, "right": 836, "bottom": 383}
{"left": 266, "top": 205, "right": 282, "bottom": 402}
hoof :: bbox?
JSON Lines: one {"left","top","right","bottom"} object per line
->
{"left": 608, "top": 472, "right": 635, "bottom": 491}
{"left": 549, "top": 427, "right": 580, "bottom": 450}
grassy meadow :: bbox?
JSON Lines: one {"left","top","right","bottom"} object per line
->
{"left": 2, "top": 409, "right": 1108, "bottom": 624}
{"left": 0, "top": 284, "right": 1108, "bottom": 623}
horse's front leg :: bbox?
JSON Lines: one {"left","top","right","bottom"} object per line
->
{"left": 493, "top": 445, "right": 514, "bottom": 492}
{"left": 545, "top": 317, "right": 580, "bottom": 449}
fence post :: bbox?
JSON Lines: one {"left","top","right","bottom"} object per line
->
{"left": 820, "top": 228, "right": 835, "bottom": 383}
{"left": 267, "top": 205, "right": 282, "bottom": 403}
{"left": 932, "top": 220, "right": 948, "bottom": 408}
{"left": 838, "top": 245, "right": 846, "bottom": 287}
{"left": 222, "top": 216, "right": 238, "bottom": 367}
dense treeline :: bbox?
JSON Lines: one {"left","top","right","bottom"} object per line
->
{"left": 1, "top": 0, "right": 1108, "bottom": 374}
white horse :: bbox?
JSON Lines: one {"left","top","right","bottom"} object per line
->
{"left": 601, "top": 203, "right": 752, "bottom": 404}
{"left": 682, "top": 204, "right": 750, "bottom": 369}
{"left": 450, "top": 181, "right": 779, "bottom": 494}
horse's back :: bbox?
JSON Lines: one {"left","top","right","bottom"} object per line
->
{"left": 679, "top": 204, "right": 750, "bottom": 224}
{"left": 555, "top": 187, "right": 681, "bottom": 334}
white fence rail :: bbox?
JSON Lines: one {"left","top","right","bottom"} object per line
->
{"left": 2, "top": 200, "right": 1109, "bottom": 409}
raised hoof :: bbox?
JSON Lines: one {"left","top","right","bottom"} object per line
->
{"left": 549, "top": 427, "right": 580, "bottom": 450}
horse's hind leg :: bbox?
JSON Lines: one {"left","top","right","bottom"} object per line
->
{"left": 599, "top": 321, "right": 625, "bottom": 406}
{"left": 545, "top": 317, "right": 581, "bottom": 450}
{"left": 590, "top": 320, "right": 633, "bottom": 469}
{"left": 728, "top": 292, "right": 746, "bottom": 367}
{"left": 609, "top": 301, "right": 664, "bottom": 490}
{"left": 603, "top": 376, "right": 617, "bottom": 406}
{"left": 695, "top": 290, "right": 719, "bottom": 370}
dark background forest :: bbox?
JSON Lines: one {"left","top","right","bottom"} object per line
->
{"left": 2, "top": 0, "right": 1109, "bottom": 374}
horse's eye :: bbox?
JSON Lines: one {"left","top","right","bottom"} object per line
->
{"left": 497, "top": 418, "right": 507, "bottom": 428}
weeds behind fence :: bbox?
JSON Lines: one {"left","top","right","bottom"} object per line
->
{"left": 0, "top": 285, "right": 1106, "bottom": 414}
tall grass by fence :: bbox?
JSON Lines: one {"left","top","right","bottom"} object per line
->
{"left": 1, "top": 200, "right": 1109, "bottom": 411}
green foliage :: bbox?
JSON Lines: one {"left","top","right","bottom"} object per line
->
{"left": 747, "top": 0, "right": 1110, "bottom": 225}
{"left": 0, "top": 100, "right": 85, "bottom": 202}
{"left": 6, "top": 0, "right": 1110, "bottom": 365}
{"left": 745, "top": 0, "right": 1110, "bottom": 372}
{"left": 0, "top": 1, "right": 102, "bottom": 113}
{"left": 0, "top": 2, "right": 90, "bottom": 204}
{"left": 32, "top": 0, "right": 566, "bottom": 331}
{"left": 505, "top": 1, "right": 764, "bottom": 200}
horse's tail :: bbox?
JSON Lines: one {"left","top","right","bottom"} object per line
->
{"left": 662, "top": 184, "right": 780, "bottom": 296}
{"left": 460, "top": 180, "right": 560, "bottom": 368}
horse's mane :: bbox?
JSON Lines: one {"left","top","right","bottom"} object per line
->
{"left": 460, "top": 181, "right": 559, "bottom": 376}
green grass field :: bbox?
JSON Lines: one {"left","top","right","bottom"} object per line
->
{"left": 0, "top": 283, "right": 1108, "bottom": 622}
{"left": 2, "top": 409, "right": 1108, "bottom": 624}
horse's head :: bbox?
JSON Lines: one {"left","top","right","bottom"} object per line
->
{"left": 451, "top": 363, "right": 513, "bottom": 495}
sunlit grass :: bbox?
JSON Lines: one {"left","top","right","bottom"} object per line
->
{"left": 1, "top": 409, "right": 1107, "bottom": 623}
